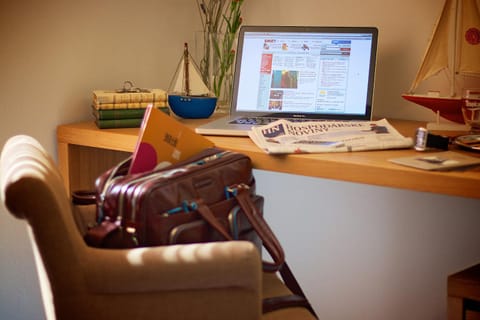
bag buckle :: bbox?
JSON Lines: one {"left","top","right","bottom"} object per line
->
{"left": 125, "top": 226, "right": 139, "bottom": 246}
{"left": 225, "top": 183, "right": 250, "bottom": 199}
{"left": 160, "top": 200, "right": 199, "bottom": 217}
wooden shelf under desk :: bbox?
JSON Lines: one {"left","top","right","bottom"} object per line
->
{"left": 57, "top": 119, "right": 480, "bottom": 199}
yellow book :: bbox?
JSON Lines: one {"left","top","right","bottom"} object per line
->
{"left": 128, "top": 104, "right": 214, "bottom": 175}
{"left": 93, "top": 88, "right": 168, "bottom": 105}
{"left": 92, "top": 101, "right": 168, "bottom": 110}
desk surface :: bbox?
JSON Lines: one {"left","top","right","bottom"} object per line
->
{"left": 57, "top": 119, "right": 480, "bottom": 199}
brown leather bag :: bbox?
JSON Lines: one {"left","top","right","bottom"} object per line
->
{"left": 75, "top": 148, "right": 317, "bottom": 318}
{"left": 81, "top": 148, "right": 284, "bottom": 271}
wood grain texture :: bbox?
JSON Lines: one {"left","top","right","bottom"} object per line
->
{"left": 57, "top": 119, "right": 480, "bottom": 198}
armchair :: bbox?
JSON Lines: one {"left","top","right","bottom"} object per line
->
{"left": 0, "top": 135, "right": 315, "bottom": 320}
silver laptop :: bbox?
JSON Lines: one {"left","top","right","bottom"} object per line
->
{"left": 196, "top": 25, "right": 378, "bottom": 136}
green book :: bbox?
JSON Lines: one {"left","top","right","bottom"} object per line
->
{"left": 92, "top": 106, "right": 170, "bottom": 120}
{"left": 92, "top": 107, "right": 146, "bottom": 120}
{"left": 94, "top": 118, "right": 143, "bottom": 129}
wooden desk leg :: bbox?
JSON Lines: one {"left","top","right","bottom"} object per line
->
{"left": 57, "top": 141, "right": 71, "bottom": 194}
{"left": 448, "top": 296, "right": 464, "bottom": 320}
{"left": 57, "top": 142, "right": 130, "bottom": 196}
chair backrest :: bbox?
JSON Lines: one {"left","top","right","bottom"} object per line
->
{"left": 0, "top": 135, "right": 88, "bottom": 297}
{"left": 0, "top": 135, "right": 267, "bottom": 320}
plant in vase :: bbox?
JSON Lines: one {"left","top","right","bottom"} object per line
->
{"left": 196, "top": 0, "right": 244, "bottom": 110}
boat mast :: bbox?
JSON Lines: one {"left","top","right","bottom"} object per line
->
{"left": 183, "top": 43, "right": 191, "bottom": 96}
{"left": 451, "top": 0, "right": 460, "bottom": 97}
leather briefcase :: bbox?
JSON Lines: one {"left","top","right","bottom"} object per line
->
{"left": 75, "top": 148, "right": 317, "bottom": 318}
{"left": 82, "top": 148, "right": 285, "bottom": 271}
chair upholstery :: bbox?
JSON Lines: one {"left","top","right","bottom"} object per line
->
{"left": 0, "top": 135, "right": 316, "bottom": 320}
{"left": 448, "top": 263, "right": 480, "bottom": 320}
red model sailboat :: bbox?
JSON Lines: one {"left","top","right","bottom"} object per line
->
{"left": 402, "top": 0, "right": 480, "bottom": 124}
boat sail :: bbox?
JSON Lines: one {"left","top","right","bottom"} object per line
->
{"left": 402, "top": 0, "right": 480, "bottom": 124}
{"left": 168, "top": 43, "right": 217, "bottom": 119}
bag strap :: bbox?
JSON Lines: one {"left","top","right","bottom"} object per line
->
{"left": 233, "top": 186, "right": 285, "bottom": 272}
{"left": 195, "top": 200, "right": 233, "bottom": 241}
{"left": 234, "top": 192, "right": 317, "bottom": 317}
{"left": 274, "top": 262, "right": 318, "bottom": 318}
{"left": 191, "top": 185, "right": 285, "bottom": 272}
{"left": 230, "top": 186, "right": 317, "bottom": 318}
{"left": 262, "top": 294, "right": 313, "bottom": 314}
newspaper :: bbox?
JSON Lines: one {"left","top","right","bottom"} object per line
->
{"left": 248, "top": 118, "right": 413, "bottom": 154}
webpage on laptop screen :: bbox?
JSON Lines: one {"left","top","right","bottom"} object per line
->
{"left": 235, "top": 32, "right": 374, "bottom": 115}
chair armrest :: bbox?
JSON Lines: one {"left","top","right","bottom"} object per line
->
{"left": 84, "top": 240, "right": 262, "bottom": 294}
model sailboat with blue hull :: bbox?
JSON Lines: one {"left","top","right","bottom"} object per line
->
{"left": 168, "top": 43, "right": 217, "bottom": 119}
{"left": 402, "top": 0, "right": 480, "bottom": 124}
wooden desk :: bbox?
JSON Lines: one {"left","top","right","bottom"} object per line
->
{"left": 57, "top": 119, "right": 480, "bottom": 199}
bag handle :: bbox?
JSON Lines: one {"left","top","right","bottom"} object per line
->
{"left": 192, "top": 185, "right": 285, "bottom": 272}
{"left": 71, "top": 190, "right": 97, "bottom": 205}
{"left": 195, "top": 200, "right": 233, "bottom": 241}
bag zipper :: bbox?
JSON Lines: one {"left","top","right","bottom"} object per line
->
{"left": 98, "top": 149, "right": 226, "bottom": 224}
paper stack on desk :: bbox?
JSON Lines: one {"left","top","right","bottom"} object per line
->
{"left": 389, "top": 151, "right": 480, "bottom": 171}
{"left": 248, "top": 118, "right": 413, "bottom": 154}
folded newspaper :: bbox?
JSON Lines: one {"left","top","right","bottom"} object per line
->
{"left": 248, "top": 118, "right": 413, "bottom": 154}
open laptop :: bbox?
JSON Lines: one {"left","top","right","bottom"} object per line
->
{"left": 196, "top": 25, "right": 378, "bottom": 136}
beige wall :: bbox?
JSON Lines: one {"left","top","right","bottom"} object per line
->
{"left": 0, "top": 0, "right": 200, "bottom": 153}
{"left": 1, "top": 1, "right": 479, "bottom": 319}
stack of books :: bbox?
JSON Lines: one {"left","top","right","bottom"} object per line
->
{"left": 92, "top": 88, "right": 169, "bottom": 129}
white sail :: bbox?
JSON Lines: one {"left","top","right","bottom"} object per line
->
{"left": 409, "top": 0, "right": 452, "bottom": 92}
{"left": 458, "top": 0, "right": 480, "bottom": 75}
{"left": 409, "top": 0, "right": 480, "bottom": 93}
{"left": 170, "top": 54, "right": 211, "bottom": 96}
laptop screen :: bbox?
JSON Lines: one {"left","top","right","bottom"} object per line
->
{"left": 231, "top": 26, "right": 378, "bottom": 120}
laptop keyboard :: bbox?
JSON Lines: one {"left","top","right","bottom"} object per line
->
{"left": 229, "top": 117, "right": 280, "bottom": 125}
{"left": 229, "top": 117, "right": 326, "bottom": 126}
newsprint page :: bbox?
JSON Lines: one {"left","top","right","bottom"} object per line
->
{"left": 248, "top": 118, "right": 413, "bottom": 154}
